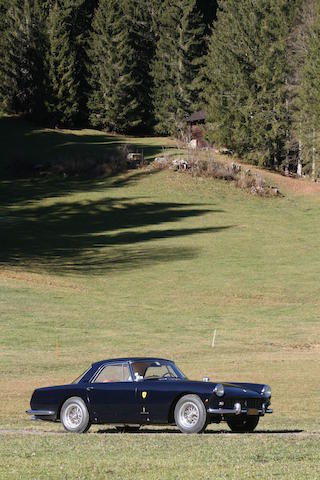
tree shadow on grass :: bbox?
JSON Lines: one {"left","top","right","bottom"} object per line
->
{"left": 0, "top": 116, "right": 171, "bottom": 178}
{"left": 0, "top": 191, "right": 232, "bottom": 273}
{"left": 0, "top": 170, "right": 158, "bottom": 207}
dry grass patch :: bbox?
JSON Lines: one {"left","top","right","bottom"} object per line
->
{"left": 0, "top": 268, "right": 88, "bottom": 293}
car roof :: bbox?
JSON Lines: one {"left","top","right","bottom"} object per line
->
{"left": 91, "top": 357, "right": 172, "bottom": 368}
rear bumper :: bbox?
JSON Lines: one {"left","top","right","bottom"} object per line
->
{"left": 26, "top": 409, "right": 55, "bottom": 420}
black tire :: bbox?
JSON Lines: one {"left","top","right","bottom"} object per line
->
{"left": 174, "top": 394, "right": 207, "bottom": 434}
{"left": 60, "top": 396, "right": 91, "bottom": 433}
{"left": 226, "top": 415, "right": 259, "bottom": 433}
{"left": 115, "top": 425, "right": 141, "bottom": 433}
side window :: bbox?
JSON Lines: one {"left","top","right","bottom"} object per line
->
{"left": 144, "top": 365, "right": 168, "bottom": 378}
{"left": 144, "top": 364, "right": 178, "bottom": 378}
{"left": 93, "top": 364, "right": 132, "bottom": 383}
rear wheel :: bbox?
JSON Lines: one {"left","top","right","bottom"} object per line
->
{"left": 60, "top": 397, "right": 91, "bottom": 433}
{"left": 174, "top": 394, "right": 207, "bottom": 434}
{"left": 226, "top": 415, "right": 259, "bottom": 433}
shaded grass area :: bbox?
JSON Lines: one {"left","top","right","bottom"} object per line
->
{"left": 0, "top": 172, "right": 230, "bottom": 272}
{"left": 0, "top": 116, "right": 175, "bottom": 177}
{"left": 1, "top": 433, "right": 320, "bottom": 480}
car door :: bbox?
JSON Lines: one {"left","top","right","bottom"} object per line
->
{"left": 87, "top": 363, "right": 136, "bottom": 423}
{"left": 135, "top": 380, "right": 178, "bottom": 424}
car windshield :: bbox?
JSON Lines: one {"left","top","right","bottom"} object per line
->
{"left": 131, "top": 361, "right": 186, "bottom": 380}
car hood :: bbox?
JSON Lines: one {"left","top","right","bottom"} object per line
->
{"left": 178, "top": 379, "right": 265, "bottom": 398}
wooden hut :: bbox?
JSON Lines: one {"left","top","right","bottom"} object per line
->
{"left": 186, "top": 110, "right": 206, "bottom": 148}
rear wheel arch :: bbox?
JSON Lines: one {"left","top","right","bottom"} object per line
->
{"left": 60, "top": 396, "right": 91, "bottom": 433}
{"left": 57, "top": 392, "right": 90, "bottom": 420}
{"left": 226, "top": 415, "right": 260, "bottom": 433}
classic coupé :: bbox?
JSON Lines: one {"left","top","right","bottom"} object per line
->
{"left": 26, "top": 357, "right": 272, "bottom": 433}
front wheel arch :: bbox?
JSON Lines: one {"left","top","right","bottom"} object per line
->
{"left": 174, "top": 394, "right": 208, "bottom": 433}
{"left": 168, "top": 392, "right": 195, "bottom": 424}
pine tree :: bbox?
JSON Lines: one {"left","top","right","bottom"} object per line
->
{"left": 294, "top": 0, "right": 320, "bottom": 180}
{"left": 203, "top": 0, "right": 257, "bottom": 155}
{"left": 152, "top": 0, "right": 206, "bottom": 136}
{"left": 197, "top": 0, "right": 217, "bottom": 32}
{"left": 255, "top": 1, "right": 301, "bottom": 169}
{"left": 204, "top": 0, "right": 299, "bottom": 168}
{"left": 88, "top": 0, "right": 154, "bottom": 133}
{"left": 0, "top": 0, "right": 46, "bottom": 117}
{"left": 0, "top": 0, "right": 9, "bottom": 111}
{"left": 123, "top": 0, "right": 156, "bottom": 131}
{"left": 47, "top": 0, "right": 95, "bottom": 126}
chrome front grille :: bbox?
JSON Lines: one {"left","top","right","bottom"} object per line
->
{"left": 222, "top": 398, "right": 263, "bottom": 409}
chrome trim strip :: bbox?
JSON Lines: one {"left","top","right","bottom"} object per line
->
{"left": 207, "top": 408, "right": 273, "bottom": 415}
{"left": 26, "top": 409, "right": 55, "bottom": 416}
{"left": 208, "top": 408, "right": 248, "bottom": 415}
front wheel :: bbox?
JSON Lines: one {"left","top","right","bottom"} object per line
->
{"left": 60, "top": 397, "right": 91, "bottom": 433}
{"left": 174, "top": 394, "right": 207, "bottom": 434}
{"left": 226, "top": 415, "right": 259, "bottom": 433}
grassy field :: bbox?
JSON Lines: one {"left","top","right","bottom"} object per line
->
{"left": 1, "top": 118, "right": 320, "bottom": 478}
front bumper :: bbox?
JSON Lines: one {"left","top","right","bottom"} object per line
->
{"left": 207, "top": 403, "right": 272, "bottom": 416}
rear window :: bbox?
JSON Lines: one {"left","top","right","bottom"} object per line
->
{"left": 93, "top": 364, "right": 132, "bottom": 383}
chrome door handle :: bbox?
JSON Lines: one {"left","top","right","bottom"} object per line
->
{"left": 86, "top": 387, "right": 93, "bottom": 391}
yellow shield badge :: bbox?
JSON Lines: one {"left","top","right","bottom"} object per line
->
{"left": 142, "top": 391, "right": 147, "bottom": 399}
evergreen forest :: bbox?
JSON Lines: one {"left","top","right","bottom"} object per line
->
{"left": 1, "top": 0, "right": 320, "bottom": 178}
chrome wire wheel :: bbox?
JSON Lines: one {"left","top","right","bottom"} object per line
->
{"left": 60, "top": 397, "right": 91, "bottom": 433}
{"left": 64, "top": 404, "right": 83, "bottom": 429}
{"left": 174, "top": 394, "right": 207, "bottom": 434}
{"left": 178, "top": 402, "right": 200, "bottom": 428}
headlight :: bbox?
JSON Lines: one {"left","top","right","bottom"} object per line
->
{"left": 213, "top": 384, "right": 224, "bottom": 397}
{"left": 261, "top": 384, "right": 271, "bottom": 398}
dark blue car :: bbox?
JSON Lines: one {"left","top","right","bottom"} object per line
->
{"left": 26, "top": 357, "right": 272, "bottom": 433}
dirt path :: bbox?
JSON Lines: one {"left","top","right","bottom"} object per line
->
{"left": 210, "top": 151, "right": 320, "bottom": 196}
{"left": 254, "top": 168, "right": 320, "bottom": 196}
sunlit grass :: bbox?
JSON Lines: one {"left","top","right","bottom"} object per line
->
{"left": 1, "top": 432, "right": 320, "bottom": 480}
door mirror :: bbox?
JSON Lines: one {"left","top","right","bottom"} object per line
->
{"left": 202, "top": 377, "right": 210, "bottom": 382}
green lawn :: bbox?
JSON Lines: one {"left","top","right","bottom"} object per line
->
{"left": 1, "top": 118, "right": 320, "bottom": 478}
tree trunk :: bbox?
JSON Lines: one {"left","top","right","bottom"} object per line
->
{"left": 312, "top": 128, "right": 316, "bottom": 182}
{"left": 284, "top": 79, "right": 289, "bottom": 176}
{"left": 297, "top": 139, "right": 303, "bottom": 177}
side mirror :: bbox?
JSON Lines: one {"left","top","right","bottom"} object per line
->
{"left": 134, "top": 372, "right": 144, "bottom": 381}
{"left": 202, "top": 377, "right": 210, "bottom": 382}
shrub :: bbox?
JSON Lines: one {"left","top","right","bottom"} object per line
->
{"left": 152, "top": 155, "right": 281, "bottom": 197}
